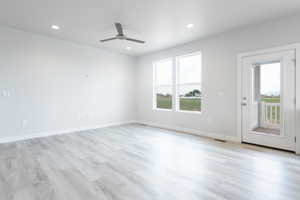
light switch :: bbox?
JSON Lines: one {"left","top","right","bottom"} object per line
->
{"left": 217, "top": 92, "right": 224, "bottom": 97}
{"left": 2, "top": 90, "right": 7, "bottom": 97}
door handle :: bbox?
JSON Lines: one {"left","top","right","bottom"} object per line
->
{"left": 241, "top": 102, "right": 247, "bottom": 106}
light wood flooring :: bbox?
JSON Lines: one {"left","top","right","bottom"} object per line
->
{"left": 0, "top": 124, "right": 299, "bottom": 200}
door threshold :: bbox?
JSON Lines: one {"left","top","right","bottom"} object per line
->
{"left": 242, "top": 142, "right": 295, "bottom": 153}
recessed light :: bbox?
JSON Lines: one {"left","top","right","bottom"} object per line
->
{"left": 186, "top": 24, "right": 194, "bottom": 29}
{"left": 126, "top": 47, "right": 132, "bottom": 50}
{"left": 51, "top": 25, "right": 60, "bottom": 30}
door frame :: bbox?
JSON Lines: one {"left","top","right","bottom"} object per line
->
{"left": 237, "top": 43, "right": 300, "bottom": 154}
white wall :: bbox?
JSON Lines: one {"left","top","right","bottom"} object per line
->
{"left": 0, "top": 26, "right": 136, "bottom": 140}
{"left": 136, "top": 14, "right": 300, "bottom": 140}
{"left": 2, "top": 14, "right": 300, "bottom": 146}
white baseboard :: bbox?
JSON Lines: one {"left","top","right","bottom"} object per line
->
{"left": 137, "top": 120, "right": 240, "bottom": 143}
{"left": 0, "top": 120, "right": 136, "bottom": 144}
{"left": 0, "top": 120, "right": 240, "bottom": 144}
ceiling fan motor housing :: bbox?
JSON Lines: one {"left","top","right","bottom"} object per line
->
{"left": 116, "top": 35, "right": 126, "bottom": 39}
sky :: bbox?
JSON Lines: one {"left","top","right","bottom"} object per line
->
{"left": 155, "top": 55, "right": 280, "bottom": 96}
{"left": 260, "top": 63, "right": 280, "bottom": 95}
{"left": 155, "top": 54, "right": 201, "bottom": 95}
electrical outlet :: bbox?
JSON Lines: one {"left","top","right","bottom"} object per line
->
{"left": 22, "top": 120, "right": 28, "bottom": 128}
{"left": 78, "top": 113, "right": 91, "bottom": 121}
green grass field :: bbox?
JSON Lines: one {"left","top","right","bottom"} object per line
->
{"left": 156, "top": 96, "right": 278, "bottom": 116}
{"left": 156, "top": 95, "right": 172, "bottom": 109}
{"left": 261, "top": 97, "right": 280, "bottom": 103}
{"left": 179, "top": 98, "right": 201, "bottom": 111}
{"left": 156, "top": 95, "right": 201, "bottom": 111}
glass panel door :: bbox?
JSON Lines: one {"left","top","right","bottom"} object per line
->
{"left": 241, "top": 49, "right": 296, "bottom": 151}
{"left": 251, "top": 62, "right": 281, "bottom": 136}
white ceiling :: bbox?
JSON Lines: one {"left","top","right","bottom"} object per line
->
{"left": 1, "top": 0, "right": 300, "bottom": 56}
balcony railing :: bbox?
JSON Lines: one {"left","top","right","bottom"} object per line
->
{"left": 261, "top": 102, "right": 280, "bottom": 129}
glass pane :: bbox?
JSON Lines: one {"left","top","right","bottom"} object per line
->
{"left": 155, "top": 59, "right": 173, "bottom": 85}
{"left": 178, "top": 54, "right": 201, "bottom": 84}
{"left": 251, "top": 62, "right": 281, "bottom": 136}
{"left": 260, "top": 63, "right": 280, "bottom": 102}
{"left": 179, "top": 85, "right": 201, "bottom": 112}
{"left": 156, "top": 86, "right": 172, "bottom": 109}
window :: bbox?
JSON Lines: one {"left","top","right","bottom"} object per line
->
{"left": 177, "top": 53, "right": 202, "bottom": 112}
{"left": 153, "top": 52, "right": 202, "bottom": 113}
{"left": 153, "top": 59, "right": 173, "bottom": 110}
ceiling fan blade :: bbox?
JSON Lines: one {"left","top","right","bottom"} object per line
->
{"left": 114, "top": 23, "right": 124, "bottom": 36}
{"left": 125, "top": 37, "right": 146, "bottom": 44}
{"left": 100, "top": 37, "right": 117, "bottom": 42}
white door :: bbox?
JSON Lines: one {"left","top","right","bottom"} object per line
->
{"left": 241, "top": 50, "right": 296, "bottom": 151}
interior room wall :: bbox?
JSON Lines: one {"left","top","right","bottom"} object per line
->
{"left": 136, "top": 14, "right": 300, "bottom": 141}
{"left": 1, "top": 13, "right": 300, "bottom": 149}
{"left": 0, "top": 26, "right": 136, "bottom": 141}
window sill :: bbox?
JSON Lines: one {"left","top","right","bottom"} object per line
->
{"left": 152, "top": 108, "right": 202, "bottom": 115}
{"left": 153, "top": 108, "right": 173, "bottom": 112}
{"left": 176, "top": 110, "right": 202, "bottom": 115}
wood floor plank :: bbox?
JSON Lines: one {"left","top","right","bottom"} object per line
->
{"left": 0, "top": 124, "right": 299, "bottom": 200}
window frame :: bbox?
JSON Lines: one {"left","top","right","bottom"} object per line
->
{"left": 153, "top": 58, "right": 174, "bottom": 111}
{"left": 175, "top": 52, "right": 202, "bottom": 113}
{"left": 153, "top": 51, "right": 202, "bottom": 114}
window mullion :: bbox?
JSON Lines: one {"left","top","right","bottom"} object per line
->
{"left": 153, "top": 63, "right": 157, "bottom": 109}
{"left": 175, "top": 57, "right": 180, "bottom": 112}
{"left": 178, "top": 82, "right": 201, "bottom": 86}
{"left": 156, "top": 84, "right": 173, "bottom": 87}
{"left": 172, "top": 57, "right": 177, "bottom": 112}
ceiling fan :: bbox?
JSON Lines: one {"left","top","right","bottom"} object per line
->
{"left": 100, "top": 23, "right": 146, "bottom": 44}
